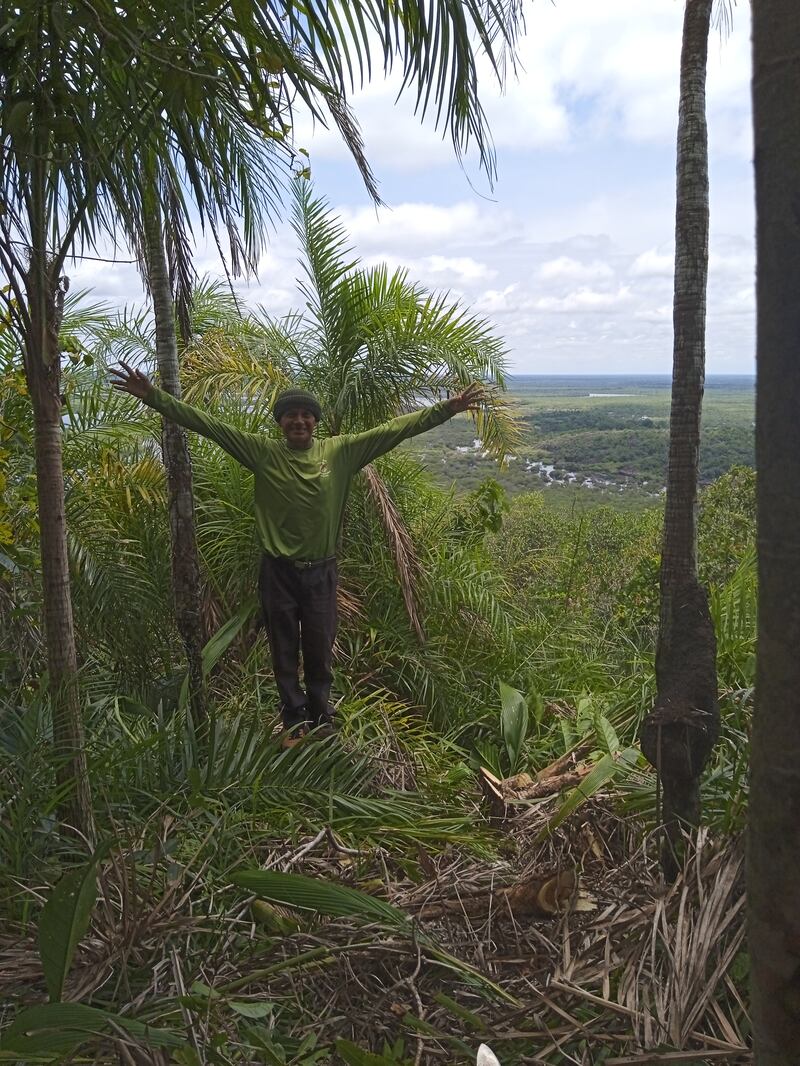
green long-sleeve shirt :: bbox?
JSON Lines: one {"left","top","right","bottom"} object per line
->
{"left": 143, "top": 388, "right": 453, "bottom": 560}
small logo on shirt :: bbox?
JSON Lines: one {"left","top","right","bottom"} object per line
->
{"left": 318, "top": 460, "right": 330, "bottom": 478}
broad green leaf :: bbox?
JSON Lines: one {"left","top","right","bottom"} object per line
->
{"left": 189, "top": 980, "right": 220, "bottom": 1000}
{"left": 178, "top": 596, "right": 258, "bottom": 710}
{"left": 594, "top": 712, "right": 621, "bottom": 755}
{"left": 38, "top": 861, "right": 98, "bottom": 1001}
{"left": 229, "top": 1001, "right": 274, "bottom": 1019}
{"left": 231, "top": 869, "right": 410, "bottom": 929}
{"left": 560, "top": 717, "right": 575, "bottom": 751}
{"left": 529, "top": 689, "right": 545, "bottom": 726}
{"left": 575, "top": 695, "right": 594, "bottom": 734}
{"left": 0, "top": 1003, "right": 184, "bottom": 1057}
{"left": 499, "top": 681, "right": 528, "bottom": 770}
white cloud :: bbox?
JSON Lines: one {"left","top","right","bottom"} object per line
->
{"left": 709, "top": 249, "right": 753, "bottom": 276}
{"left": 535, "top": 286, "right": 633, "bottom": 314}
{"left": 335, "top": 201, "right": 497, "bottom": 250}
{"left": 635, "top": 305, "right": 671, "bottom": 323}
{"left": 475, "top": 284, "right": 519, "bottom": 313}
{"left": 538, "top": 257, "right": 614, "bottom": 283}
{"left": 422, "top": 255, "right": 496, "bottom": 281}
{"left": 630, "top": 249, "right": 674, "bottom": 277}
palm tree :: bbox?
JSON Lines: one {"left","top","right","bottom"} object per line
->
{"left": 0, "top": 3, "right": 283, "bottom": 833}
{"left": 0, "top": 0, "right": 522, "bottom": 833}
{"left": 140, "top": 194, "right": 208, "bottom": 723}
{"left": 183, "top": 179, "right": 520, "bottom": 638}
{"left": 749, "top": 2, "right": 800, "bottom": 1060}
{"left": 638, "top": 0, "right": 720, "bottom": 880}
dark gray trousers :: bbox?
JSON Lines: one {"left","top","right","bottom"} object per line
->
{"left": 258, "top": 555, "right": 338, "bottom": 729}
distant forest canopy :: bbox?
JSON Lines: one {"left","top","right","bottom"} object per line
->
{"left": 407, "top": 375, "right": 755, "bottom": 505}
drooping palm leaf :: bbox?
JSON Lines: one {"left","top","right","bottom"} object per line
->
{"left": 232, "top": 868, "right": 410, "bottom": 926}
{"left": 361, "top": 464, "right": 425, "bottom": 642}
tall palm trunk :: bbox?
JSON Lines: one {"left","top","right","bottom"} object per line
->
{"left": 749, "top": 2, "right": 800, "bottom": 1060}
{"left": 24, "top": 254, "right": 93, "bottom": 841}
{"left": 143, "top": 202, "right": 206, "bottom": 724}
{"left": 639, "top": 0, "right": 719, "bottom": 881}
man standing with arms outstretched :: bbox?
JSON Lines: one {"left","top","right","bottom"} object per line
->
{"left": 111, "top": 363, "right": 483, "bottom": 746}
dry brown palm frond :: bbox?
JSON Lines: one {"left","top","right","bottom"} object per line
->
{"left": 335, "top": 578, "right": 365, "bottom": 625}
{"left": 0, "top": 814, "right": 749, "bottom": 1063}
{"left": 361, "top": 463, "right": 425, "bottom": 642}
{"left": 620, "top": 831, "right": 746, "bottom": 1049}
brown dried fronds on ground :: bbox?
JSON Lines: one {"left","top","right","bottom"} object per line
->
{"left": 0, "top": 810, "right": 749, "bottom": 1064}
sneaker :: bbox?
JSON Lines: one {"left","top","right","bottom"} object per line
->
{"left": 312, "top": 716, "right": 337, "bottom": 739}
{"left": 281, "top": 723, "right": 310, "bottom": 750}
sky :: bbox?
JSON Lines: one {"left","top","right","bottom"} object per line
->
{"left": 69, "top": 0, "right": 755, "bottom": 376}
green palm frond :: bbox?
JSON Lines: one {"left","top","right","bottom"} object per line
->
{"left": 191, "top": 443, "right": 262, "bottom": 605}
{"left": 710, "top": 548, "right": 756, "bottom": 689}
{"left": 59, "top": 291, "right": 116, "bottom": 338}
{"left": 62, "top": 373, "right": 157, "bottom": 452}
{"left": 232, "top": 868, "right": 409, "bottom": 926}
{"left": 182, "top": 329, "right": 290, "bottom": 415}
{"left": 292, "top": 179, "right": 358, "bottom": 337}
{"left": 296, "top": 0, "right": 521, "bottom": 179}
{"left": 190, "top": 278, "right": 250, "bottom": 335}
{"left": 282, "top": 179, "right": 518, "bottom": 451}
{"left": 92, "top": 307, "right": 157, "bottom": 370}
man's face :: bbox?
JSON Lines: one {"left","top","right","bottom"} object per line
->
{"left": 279, "top": 407, "right": 317, "bottom": 449}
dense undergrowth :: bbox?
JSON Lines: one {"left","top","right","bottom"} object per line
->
{"left": 0, "top": 331, "right": 756, "bottom": 1061}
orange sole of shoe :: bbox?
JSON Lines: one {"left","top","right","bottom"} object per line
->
{"left": 281, "top": 734, "right": 308, "bottom": 750}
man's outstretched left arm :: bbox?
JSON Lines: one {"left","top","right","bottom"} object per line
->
{"left": 341, "top": 383, "right": 485, "bottom": 472}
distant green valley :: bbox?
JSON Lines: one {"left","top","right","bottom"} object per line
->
{"left": 407, "top": 374, "right": 755, "bottom": 508}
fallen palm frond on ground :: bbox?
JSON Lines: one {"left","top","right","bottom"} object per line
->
{"left": 478, "top": 747, "right": 594, "bottom": 825}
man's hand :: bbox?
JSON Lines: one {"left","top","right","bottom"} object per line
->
{"left": 447, "top": 381, "right": 486, "bottom": 414}
{"left": 110, "top": 360, "right": 154, "bottom": 400}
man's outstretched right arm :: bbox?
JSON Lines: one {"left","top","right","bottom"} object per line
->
{"left": 110, "top": 361, "right": 264, "bottom": 470}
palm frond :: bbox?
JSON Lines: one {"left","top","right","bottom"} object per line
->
{"left": 162, "top": 170, "right": 197, "bottom": 344}
{"left": 182, "top": 329, "right": 290, "bottom": 417}
{"left": 290, "top": 179, "right": 359, "bottom": 381}
{"left": 280, "top": 195, "right": 520, "bottom": 452}
{"left": 92, "top": 306, "right": 157, "bottom": 369}
{"left": 190, "top": 278, "right": 247, "bottom": 334}
{"left": 361, "top": 464, "right": 424, "bottom": 641}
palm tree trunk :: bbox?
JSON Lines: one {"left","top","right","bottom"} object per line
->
{"left": 143, "top": 202, "right": 206, "bottom": 724}
{"left": 24, "top": 258, "right": 93, "bottom": 841}
{"left": 749, "top": 3, "right": 800, "bottom": 1060}
{"left": 639, "top": 0, "right": 719, "bottom": 881}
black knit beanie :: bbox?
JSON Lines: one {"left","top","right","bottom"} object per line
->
{"left": 273, "top": 388, "right": 322, "bottom": 423}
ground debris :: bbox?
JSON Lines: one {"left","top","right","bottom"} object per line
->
{"left": 0, "top": 811, "right": 749, "bottom": 1064}
{"left": 478, "top": 746, "right": 594, "bottom": 826}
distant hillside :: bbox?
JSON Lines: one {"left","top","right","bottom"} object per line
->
{"left": 406, "top": 375, "right": 755, "bottom": 508}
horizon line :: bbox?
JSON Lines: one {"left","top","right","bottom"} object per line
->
{"left": 506, "top": 371, "right": 754, "bottom": 377}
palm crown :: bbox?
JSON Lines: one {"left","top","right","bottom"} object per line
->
{"left": 183, "top": 178, "right": 520, "bottom": 458}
